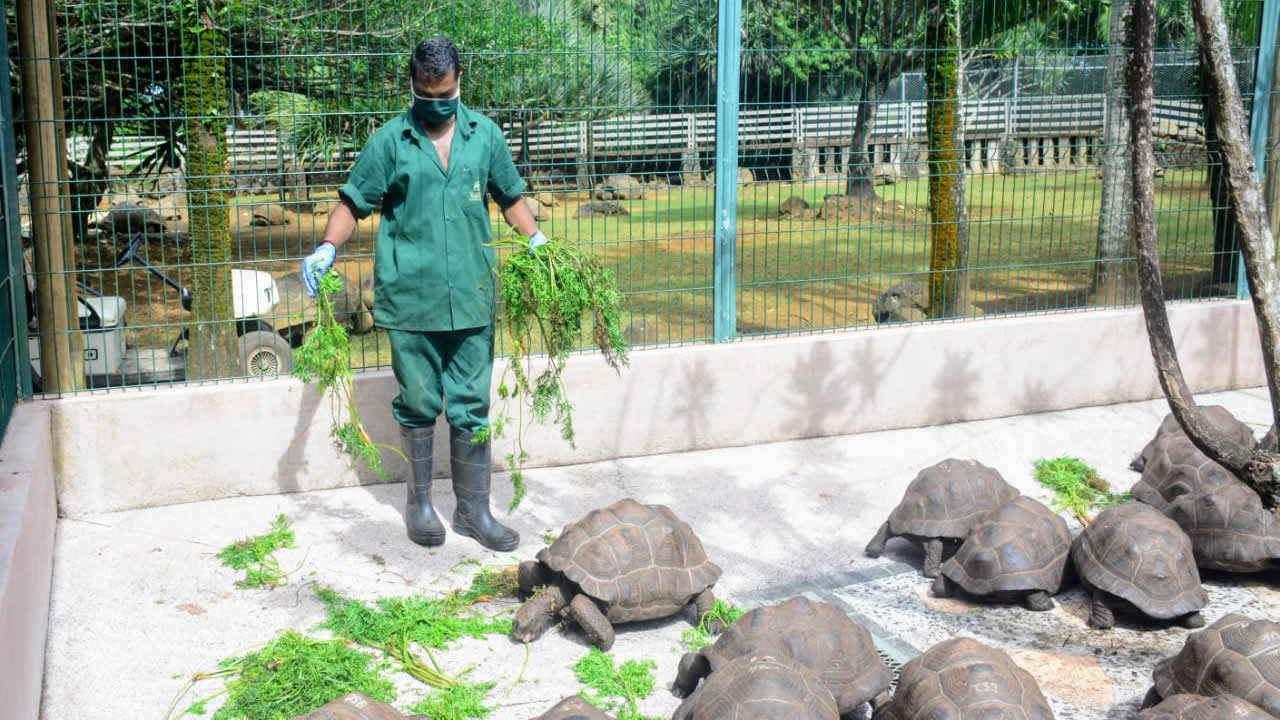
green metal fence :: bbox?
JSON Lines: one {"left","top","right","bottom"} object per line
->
{"left": 0, "top": 7, "right": 29, "bottom": 433}
{"left": 2, "top": 0, "right": 1277, "bottom": 395}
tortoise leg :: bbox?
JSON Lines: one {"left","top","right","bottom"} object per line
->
{"left": 1180, "top": 611, "right": 1205, "bottom": 628}
{"left": 511, "top": 583, "right": 569, "bottom": 643}
{"left": 517, "top": 560, "right": 551, "bottom": 596}
{"left": 1024, "top": 591, "right": 1054, "bottom": 612}
{"left": 671, "top": 686, "right": 703, "bottom": 720}
{"left": 921, "top": 539, "right": 944, "bottom": 578}
{"left": 1140, "top": 686, "right": 1163, "bottom": 710}
{"left": 671, "top": 652, "right": 711, "bottom": 699}
{"left": 864, "top": 521, "right": 891, "bottom": 557}
{"left": 568, "top": 593, "right": 616, "bottom": 651}
{"left": 931, "top": 574, "right": 953, "bottom": 597}
{"left": 868, "top": 690, "right": 891, "bottom": 715}
{"left": 1086, "top": 589, "right": 1115, "bottom": 630}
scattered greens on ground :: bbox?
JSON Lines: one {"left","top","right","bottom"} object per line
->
{"left": 542, "top": 531, "right": 560, "bottom": 546}
{"left": 217, "top": 514, "right": 297, "bottom": 589}
{"left": 478, "top": 232, "right": 631, "bottom": 509}
{"left": 407, "top": 681, "right": 497, "bottom": 720}
{"left": 168, "top": 629, "right": 396, "bottom": 720}
{"left": 293, "top": 270, "right": 406, "bottom": 482}
{"left": 572, "top": 648, "right": 661, "bottom": 720}
{"left": 314, "top": 578, "right": 515, "bottom": 688}
{"left": 1033, "top": 456, "right": 1131, "bottom": 525}
{"left": 680, "top": 600, "right": 744, "bottom": 651}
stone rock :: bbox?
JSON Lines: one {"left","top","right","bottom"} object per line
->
{"left": 524, "top": 196, "right": 546, "bottom": 221}
{"left": 707, "top": 168, "right": 755, "bottom": 185}
{"left": 873, "top": 283, "right": 928, "bottom": 323}
{"left": 779, "top": 196, "right": 813, "bottom": 219}
{"left": 578, "top": 200, "right": 629, "bottom": 218}
{"left": 594, "top": 174, "right": 645, "bottom": 200}
{"left": 536, "top": 192, "right": 557, "bottom": 207}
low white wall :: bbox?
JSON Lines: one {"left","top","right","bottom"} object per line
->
{"left": 48, "top": 300, "right": 1265, "bottom": 516}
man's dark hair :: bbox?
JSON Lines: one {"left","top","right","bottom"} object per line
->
{"left": 409, "top": 37, "right": 461, "bottom": 82}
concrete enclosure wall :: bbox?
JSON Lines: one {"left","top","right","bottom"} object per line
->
{"left": 0, "top": 404, "right": 57, "bottom": 720}
{"left": 48, "top": 299, "right": 1266, "bottom": 517}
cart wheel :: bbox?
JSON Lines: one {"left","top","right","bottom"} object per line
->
{"left": 238, "top": 330, "right": 293, "bottom": 377}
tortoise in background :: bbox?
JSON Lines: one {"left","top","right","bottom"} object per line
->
{"left": 871, "top": 637, "right": 1054, "bottom": 720}
{"left": 671, "top": 596, "right": 891, "bottom": 719}
{"left": 529, "top": 695, "right": 616, "bottom": 720}
{"left": 1163, "top": 480, "right": 1280, "bottom": 573}
{"left": 1071, "top": 501, "right": 1208, "bottom": 630}
{"left": 865, "top": 458, "right": 1019, "bottom": 577}
{"left": 1137, "top": 694, "right": 1273, "bottom": 720}
{"left": 932, "top": 495, "right": 1073, "bottom": 611}
{"left": 1141, "top": 612, "right": 1280, "bottom": 715}
{"left": 511, "top": 498, "right": 722, "bottom": 652}
{"left": 672, "top": 654, "right": 839, "bottom": 720}
{"left": 1130, "top": 405, "right": 1255, "bottom": 473}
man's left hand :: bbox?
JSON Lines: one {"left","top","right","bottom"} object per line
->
{"left": 528, "top": 231, "right": 548, "bottom": 254}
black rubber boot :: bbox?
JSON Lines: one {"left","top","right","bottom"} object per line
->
{"left": 449, "top": 426, "right": 520, "bottom": 551}
{"left": 401, "top": 424, "right": 446, "bottom": 546}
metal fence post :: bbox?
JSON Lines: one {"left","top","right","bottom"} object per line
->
{"left": 1240, "top": 0, "right": 1279, "bottom": 299}
{"left": 713, "top": 0, "right": 742, "bottom": 343}
{"left": 0, "top": 0, "right": 32, "bottom": 401}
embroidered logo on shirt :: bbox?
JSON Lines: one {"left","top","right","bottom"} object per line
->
{"left": 469, "top": 179, "right": 483, "bottom": 202}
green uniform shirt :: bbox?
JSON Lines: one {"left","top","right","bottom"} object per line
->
{"left": 338, "top": 102, "right": 527, "bottom": 331}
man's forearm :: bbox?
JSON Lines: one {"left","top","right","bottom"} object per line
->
{"left": 501, "top": 197, "right": 541, "bottom": 239}
{"left": 319, "top": 198, "right": 359, "bottom": 250}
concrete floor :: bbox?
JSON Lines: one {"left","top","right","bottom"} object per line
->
{"left": 38, "top": 386, "right": 1280, "bottom": 720}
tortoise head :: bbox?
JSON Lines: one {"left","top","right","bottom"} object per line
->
{"left": 511, "top": 583, "right": 569, "bottom": 644}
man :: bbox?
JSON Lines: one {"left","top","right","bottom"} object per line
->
{"left": 301, "top": 36, "right": 546, "bottom": 552}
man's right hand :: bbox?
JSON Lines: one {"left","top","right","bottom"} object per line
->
{"left": 302, "top": 243, "right": 336, "bottom": 297}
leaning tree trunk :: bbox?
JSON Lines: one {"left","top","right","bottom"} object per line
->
{"left": 1130, "top": 0, "right": 1280, "bottom": 506}
{"left": 1203, "top": 62, "right": 1241, "bottom": 289}
{"left": 926, "top": 0, "right": 969, "bottom": 318}
{"left": 181, "top": 2, "right": 238, "bottom": 380}
{"left": 1092, "top": 0, "right": 1135, "bottom": 305}
{"left": 844, "top": 73, "right": 891, "bottom": 206}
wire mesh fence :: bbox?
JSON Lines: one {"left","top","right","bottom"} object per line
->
{"left": 1, "top": 0, "right": 1276, "bottom": 397}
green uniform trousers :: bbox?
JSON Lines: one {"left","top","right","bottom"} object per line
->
{"left": 387, "top": 324, "right": 494, "bottom": 433}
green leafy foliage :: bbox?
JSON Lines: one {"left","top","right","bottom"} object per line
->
{"left": 314, "top": 578, "right": 514, "bottom": 688}
{"left": 216, "top": 514, "right": 296, "bottom": 589}
{"left": 482, "top": 233, "right": 630, "bottom": 510}
{"left": 680, "top": 600, "right": 744, "bottom": 651}
{"left": 407, "top": 682, "right": 497, "bottom": 720}
{"left": 294, "top": 270, "right": 406, "bottom": 482}
{"left": 200, "top": 629, "right": 396, "bottom": 720}
{"left": 1033, "top": 456, "right": 1131, "bottom": 525}
{"left": 571, "top": 649, "right": 660, "bottom": 720}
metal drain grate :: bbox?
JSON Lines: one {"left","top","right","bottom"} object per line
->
{"left": 874, "top": 645, "right": 904, "bottom": 690}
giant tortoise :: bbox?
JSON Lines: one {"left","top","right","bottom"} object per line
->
{"left": 511, "top": 498, "right": 722, "bottom": 651}
{"left": 1071, "top": 501, "right": 1208, "bottom": 630}
{"left": 931, "top": 495, "right": 1073, "bottom": 611}
{"left": 670, "top": 596, "right": 891, "bottom": 720}
{"left": 1137, "top": 694, "right": 1273, "bottom": 720}
{"left": 1163, "top": 480, "right": 1280, "bottom": 573}
{"left": 529, "top": 695, "right": 616, "bottom": 720}
{"left": 1130, "top": 406, "right": 1255, "bottom": 473}
{"left": 865, "top": 458, "right": 1020, "bottom": 577}
{"left": 673, "top": 654, "right": 839, "bottom": 720}
{"left": 871, "top": 637, "right": 1054, "bottom": 720}
{"left": 1141, "top": 613, "right": 1280, "bottom": 716}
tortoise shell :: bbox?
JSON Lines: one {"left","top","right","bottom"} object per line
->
{"left": 1164, "top": 481, "right": 1280, "bottom": 573}
{"left": 529, "top": 695, "right": 616, "bottom": 720}
{"left": 691, "top": 596, "right": 891, "bottom": 714}
{"left": 882, "top": 458, "right": 1019, "bottom": 540}
{"left": 872, "top": 637, "right": 1053, "bottom": 720}
{"left": 681, "top": 655, "right": 839, "bottom": 720}
{"left": 1131, "top": 406, "right": 1255, "bottom": 473}
{"left": 536, "top": 498, "right": 721, "bottom": 624}
{"left": 1148, "top": 613, "right": 1280, "bottom": 716}
{"left": 939, "top": 496, "right": 1072, "bottom": 596}
{"left": 1070, "top": 501, "right": 1208, "bottom": 619}
{"left": 1132, "top": 433, "right": 1240, "bottom": 510}
{"left": 1137, "top": 694, "right": 1273, "bottom": 720}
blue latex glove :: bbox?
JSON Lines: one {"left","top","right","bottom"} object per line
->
{"left": 302, "top": 243, "right": 336, "bottom": 297}
{"left": 528, "top": 231, "right": 548, "bottom": 255}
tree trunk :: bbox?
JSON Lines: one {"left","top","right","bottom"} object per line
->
{"left": 182, "top": 5, "right": 238, "bottom": 380}
{"left": 1132, "top": 0, "right": 1280, "bottom": 506}
{"left": 926, "top": 0, "right": 968, "bottom": 318}
{"left": 1092, "top": 0, "right": 1136, "bottom": 305}
{"left": 1203, "top": 63, "right": 1241, "bottom": 289}
{"left": 844, "top": 73, "right": 888, "bottom": 206}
